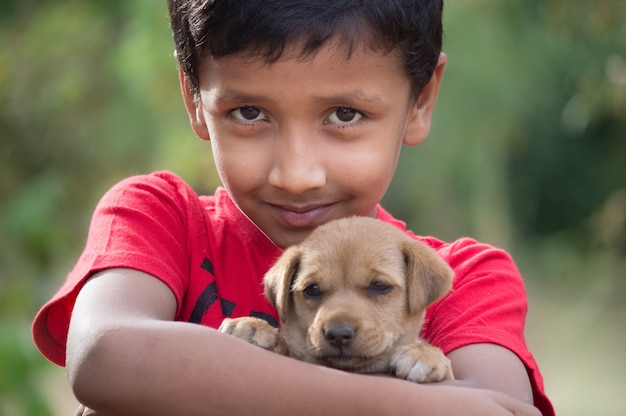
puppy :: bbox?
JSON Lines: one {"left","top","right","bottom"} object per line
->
{"left": 219, "top": 216, "right": 454, "bottom": 382}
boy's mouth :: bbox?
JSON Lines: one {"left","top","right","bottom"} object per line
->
{"left": 270, "top": 203, "right": 334, "bottom": 229}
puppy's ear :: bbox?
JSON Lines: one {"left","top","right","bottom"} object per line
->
{"left": 263, "top": 246, "right": 301, "bottom": 321}
{"left": 403, "top": 240, "right": 454, "bottom": 314}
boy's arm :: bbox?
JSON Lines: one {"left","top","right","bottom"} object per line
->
{"left": 444, "top": 343, "right": 535, "bottom": 405}
{"left": 67, "top": 268, "right": 540, "bottom": 416}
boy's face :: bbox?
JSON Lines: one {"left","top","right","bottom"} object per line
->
{"left": 182, "top": 40, "right": 444, "bottom": 248}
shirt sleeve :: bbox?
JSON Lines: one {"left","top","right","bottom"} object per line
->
{"left": 31, "top": 171, "right": 204, "bottom": 366}
{"left": 424, "top": 238, "right": 529, "bottom": 355}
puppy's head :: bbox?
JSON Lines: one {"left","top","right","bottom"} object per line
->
{"left": 263, "top": 216, "right": 453, "bottom": 373}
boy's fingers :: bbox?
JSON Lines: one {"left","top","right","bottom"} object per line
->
{"left": 495, "top": 394, "right": 541, "bottom": 416}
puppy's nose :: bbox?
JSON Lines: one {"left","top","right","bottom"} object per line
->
{"left": 324, "top": 324, "right": 356, "bottom": 348}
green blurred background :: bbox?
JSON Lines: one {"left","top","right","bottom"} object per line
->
{"left": 1, "top": 1, "right": 624, "bottom": 414}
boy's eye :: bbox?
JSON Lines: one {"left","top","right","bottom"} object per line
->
{"left": 230, "top": 106, "right": 267, "bottom": 122}
{"left": 326, "top": 107, "right": 363, "bottom": 126}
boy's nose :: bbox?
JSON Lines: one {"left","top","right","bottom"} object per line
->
{"left": 268, "top": 130, "right": 326, "bottom": 194}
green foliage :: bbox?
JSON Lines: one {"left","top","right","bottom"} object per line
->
{"left": 1, "top": 2, "right": 218, "bottom": 412}
{"left": 0, "top": 0, "right": 219, "bottom": 309}
{"left": 0, "top": 322, "right": 53, "bottom": 416}
{"left": 385, "top": 1, "right": 626, "bottom": 261}
{"left": 500, "top": 2, "right": 626, "bottom": 238}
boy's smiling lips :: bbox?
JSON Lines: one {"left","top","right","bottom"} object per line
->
{"left": 269, "top": 202, "right": 335, "bottom": 229}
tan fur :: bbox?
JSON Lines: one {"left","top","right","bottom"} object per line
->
{"left": 219, "top": 216, "right": 454, "bottom": 382}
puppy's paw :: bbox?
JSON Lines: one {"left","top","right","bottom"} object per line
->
{"left": 390, "top": 341, "right": 454, "bottom": 383}
{"left": 218, "top": 317, "right": 283, "bottom": 353}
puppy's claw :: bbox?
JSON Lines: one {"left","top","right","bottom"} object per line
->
{"left": 218, "top": 317, "right": 282, "bottom": 352}
{"left": 390, "top": 342, "right": 454, "bottom": 383}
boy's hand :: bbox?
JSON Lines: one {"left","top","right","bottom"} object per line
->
{"left": 467, "top": 388, "right": 542, "bottom": 416}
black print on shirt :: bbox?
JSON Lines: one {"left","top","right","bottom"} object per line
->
{"left": 191, "top": 257, "right": 279, "bottom": 327}
{"left": 190, "top": 257, "right": 238, "bottom": 324}
{"left": 200, "top": 257, "right": 214, "bottom": 274}
{"left": 189, "top": 281, "right": 218, "bottom": 324}
{"left": 220, "top": 298, "right": 236, "bottom": 317}
{"left": 250, "top": 311, "right": 279, "bottom": 328}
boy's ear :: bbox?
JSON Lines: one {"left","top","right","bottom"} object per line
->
{"left": 403, "top": 53, "right": 447, "bottom": 146}
{"left": 179, "top": 67, "right": 211, "bottom": 141}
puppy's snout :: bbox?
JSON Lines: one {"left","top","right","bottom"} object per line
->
{"left": 324, "top": 324, "right": 356, "bottom": 348}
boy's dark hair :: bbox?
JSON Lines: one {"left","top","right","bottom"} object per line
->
{"left": 168, "top": 0, "right": 443, "bottom": 98}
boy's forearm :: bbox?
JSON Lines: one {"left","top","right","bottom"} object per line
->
{"left": 70, "top": 320, "right": 406, "bottom": 415}
{"left": 68, "top": 320, "right": 539, "bottom": 416}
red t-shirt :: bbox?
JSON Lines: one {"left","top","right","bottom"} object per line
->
{"left": 32, "top": 171, "right": 554, "bottom": 415}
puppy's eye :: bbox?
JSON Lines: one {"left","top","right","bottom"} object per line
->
{"left": 367, "top": 281, "right": 392, "bottom": 296}
{"left": 302, "top": 284, "right": 322, "bottom": 299}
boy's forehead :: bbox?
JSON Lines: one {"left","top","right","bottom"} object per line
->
{"left": 196, "top": 47, "right": 409, "bottom": 104}
{"left": 202, "top": 34, "right": 401, "bottom": 68}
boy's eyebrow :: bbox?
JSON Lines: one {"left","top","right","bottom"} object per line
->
{"left": 213, "top": 88, "right": 386, "bottom": 108}
{"left": 213, "top": 89, "right": 265, "bottom": 104}
{"left": 317, "top": 90, "right": 386, "bottom": 108}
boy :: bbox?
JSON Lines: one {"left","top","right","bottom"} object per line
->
{"left": 33, "top": 1, "right": 554, "bottom": 415}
